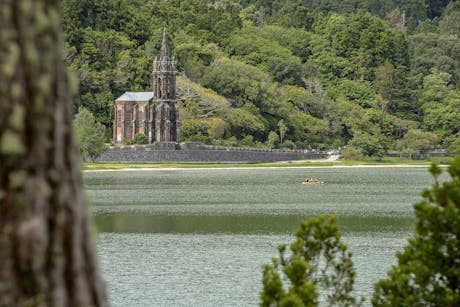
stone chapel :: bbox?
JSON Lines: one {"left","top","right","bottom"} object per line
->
{"left": 113, "top": 28, "right": 180, "bottom": 144}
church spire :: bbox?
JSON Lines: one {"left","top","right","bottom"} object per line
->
{"left": 160, "top": 27, "right": 169, "bottom": 61}
{"left": 152, "top": 26, "right": 179, "bottom": 143}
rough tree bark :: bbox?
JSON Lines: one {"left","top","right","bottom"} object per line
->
{"left": 0, "top": 0, "right": 108, "bottom": 306}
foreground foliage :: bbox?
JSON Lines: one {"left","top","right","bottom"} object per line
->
{"left": 373, "top": 157, "right": 460, "bottom": 306}
{"left": 262, "top": 155, "right": 460, "bottom": 306}
{"left": 261, "top": 216, "right": 362, "bottom": 306}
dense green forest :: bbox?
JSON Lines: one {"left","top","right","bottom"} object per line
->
{"left": 62, "top": 0, "right": 460, "bottom": 157}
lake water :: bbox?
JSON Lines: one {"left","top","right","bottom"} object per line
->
{"left": 85, "top": 167, "right": 436, "bottom": 306}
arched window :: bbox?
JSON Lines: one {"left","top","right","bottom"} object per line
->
{"left": 157, "top": 78, "right": 162, "bottom": 98}
{"left": 117, "top": 110, "right": 122, "bottom": 127}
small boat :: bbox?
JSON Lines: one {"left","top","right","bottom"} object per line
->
{"left": 302, "top": 178, "right": 324, "bottom": 185}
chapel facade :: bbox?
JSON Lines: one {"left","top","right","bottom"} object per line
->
{"left": 113, "top": 29, "right": 180, "bottom": 144}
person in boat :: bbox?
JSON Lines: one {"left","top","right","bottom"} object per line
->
{"left": 304, "top": 178, "right": 322, "bottom": 183}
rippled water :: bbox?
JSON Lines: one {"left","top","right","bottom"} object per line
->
{"left": 85, "top": 167, "right": 436, "bottom": 306}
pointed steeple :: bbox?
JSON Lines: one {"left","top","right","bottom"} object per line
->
{"left": 160, "top": 27, "right": 170, "bottom": 61}
{"left": 152, "top": 25, "right": 179, "bottom": 143}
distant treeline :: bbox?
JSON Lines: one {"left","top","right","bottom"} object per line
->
{"left": 62, "top": 0, "right": 460, "bottom": 158}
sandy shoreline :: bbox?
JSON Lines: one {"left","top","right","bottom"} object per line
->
{"left": 83, "top": 164, "right": 434, "bottom": 172}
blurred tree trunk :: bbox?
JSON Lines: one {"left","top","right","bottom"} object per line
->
{"left": 0, "top": 0, "right": 108, "bottom": 306}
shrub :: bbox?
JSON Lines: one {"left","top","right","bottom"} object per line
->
{"left": 341, "top": 146, "right": 364, "bottom": 160}
{"left": 127, "top": 133, "right": 148, "bottom": 145}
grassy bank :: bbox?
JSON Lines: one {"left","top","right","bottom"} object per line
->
{"left": 337, "top": 156, "right": 451, "bottom": 166}
{"left": 82, "top": 156, "right": 452, "bottom": 170}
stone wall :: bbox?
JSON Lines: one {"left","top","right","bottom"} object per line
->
{"left": 95, "top": 142, "right": 327, "bottom": 163}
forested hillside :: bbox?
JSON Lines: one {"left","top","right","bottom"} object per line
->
{"left": 62, "top": 0, "right": 460, "bottom": 157}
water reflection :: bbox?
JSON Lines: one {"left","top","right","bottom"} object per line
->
{"left": 94, "top": 213, "right": 414, "bottom": 234}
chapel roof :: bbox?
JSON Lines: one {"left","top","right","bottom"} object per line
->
{"left": 116, "top": 92, "right": 154, "bottom": 102}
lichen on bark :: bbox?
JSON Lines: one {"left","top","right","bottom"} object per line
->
{"left": 0, "top": 131, "right": 25, "bottom": 155}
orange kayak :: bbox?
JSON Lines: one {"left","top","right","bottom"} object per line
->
{"left": 302, "top": 180, "right": 324, "bottom": 185}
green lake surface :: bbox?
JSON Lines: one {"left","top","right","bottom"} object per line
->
{"left": 85, "top": 167, "right": 437, "bottom": 306}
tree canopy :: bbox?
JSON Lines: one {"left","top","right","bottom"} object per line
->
{"left": 73, "top": 107, "right": 107, "bottom": 160}
{"left": 62, "top": 0, "right": 460, "bottom": 155}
